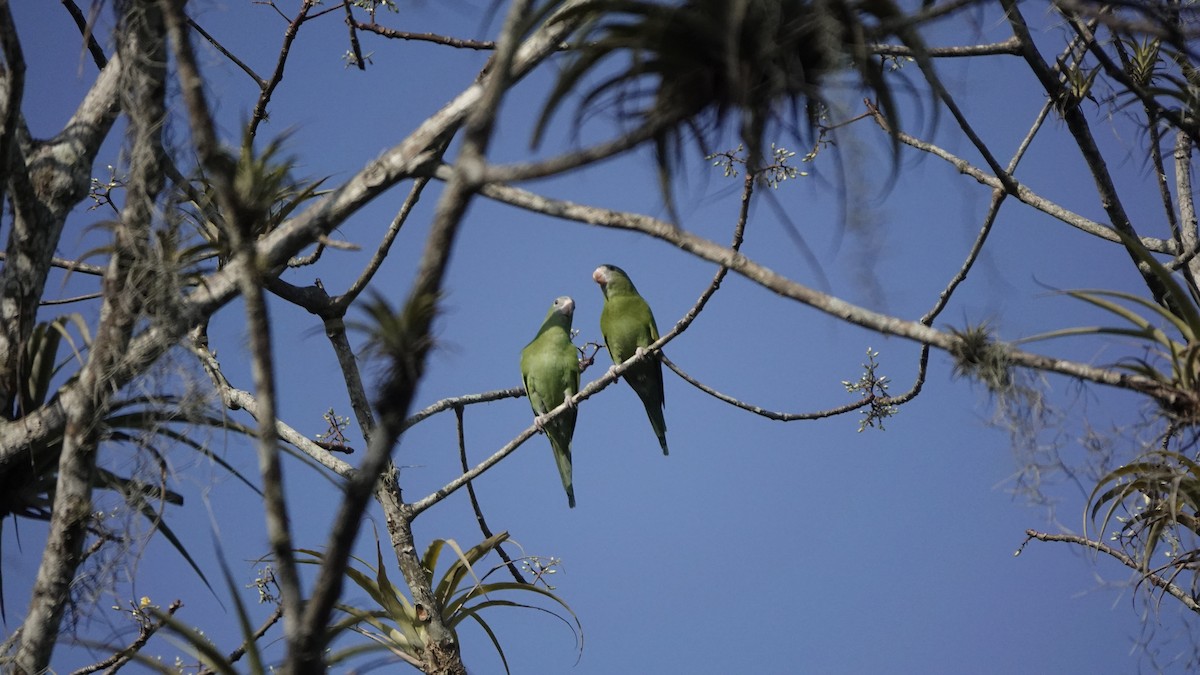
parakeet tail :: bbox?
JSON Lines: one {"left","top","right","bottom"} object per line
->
{"left": 549, "top": 435, "right": 576, "bottom": 508}
{"left": 643, "top": 399, "right": 669, "bottom": 456}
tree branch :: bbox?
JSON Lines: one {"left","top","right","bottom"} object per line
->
{"left": 70, "top": 600, "right": 182, "bottom": 674}
{"left": 1004, "top": 1, "right": 1173, "bottom": 307}
{"left": 1022, "top": 529, "right": 1200, "bottom": 613}
{"left": 14, "top": 2, "right": 164, "bottom": 668}
{"left": 354, "top": 21, "right": 501, "bottom": 51}
{"left": 291, "top": 2, "right": 574, "bottom": 671}
{"left": 161, "top": 0, "right": 306, "bottom": 648}
{"left": 186, "top": 15, "right": 264, "bottom": 86}
{"left": 60, "top": 0, "right": 108, "bottom": 70}
{"left": 456, "top": 405, "right": 527, "bottom": 584}
{"left": 249, "top": 1, "right": 315, "bottom": 138}
{"left": 872, "top": 36, "right": 1022, "bottom": 58}
{"left": 189, "top": 329, "right": 356, "bottom": 477}
{"left": 865, "top": 102, "right": 1176, "bottom": 254}
{"left": 469, "top": 179, "right": 1193, "bottom": 406}
{"left": 0, "top": 46, "right": 120, "bottom": 419}
{"left": 1175, "top": 132, "right": 1199, "bottom": 277}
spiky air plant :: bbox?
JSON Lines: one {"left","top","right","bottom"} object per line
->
{"left": 1016, "top": 229, "right": 1200, "bottom": 425}
{"left": 948, "top": 321, "right": 1015, "bottom": 394}
{"left": 298, "top": 532, "right": 580, "bottom": 673}
{"left": 0, "top": 311, "right": 263, "bottom": 622}
{"left": 182, "top": 131, "right": 325, "bottom": 266}
{"left": 1088, "top": 451, "right": 1200, "bottom": 575}
{"left": 536, "top": 0, "right": 926, "bottom": 174}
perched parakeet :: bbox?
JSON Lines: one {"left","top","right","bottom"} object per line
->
{"left": 520, "top": 296, "right": 580, "bottom": 508}
{"left": 593, "top": 264, "right": 669, "bottom": 455}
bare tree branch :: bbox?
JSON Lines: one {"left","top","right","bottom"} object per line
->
{"left": 663, "top": 353, "right": 879, "bottom": 420}
{"left": 60, "top": 0, "right": 108, "bottom": 70}
{"left": 189, "top": 328, "right": 356, "bottom": 477}
{"left": 337, "top": 176, "right": 436, "bottom": 310}
{"left": 14, "top": 2, "right": 165, "bottom": 668}
{"left": 469, "top": 178, "right": 1193, "bottom": 407}
{"left": 186, "top": 14, "right": 264, "bottom": 86}
{"left": 161, "top": 0, "right": 305, "bottom": 648}
{"left": 248, "top": 1, "right": 316, "bottom": 138}
{"left": 455, "top": 405, "right": 528, "bottom": 584}
{"left": 1022, "top": 529, "right": 1200, "bottom": 613}
{"left": 865, "top": 102, "right": 1177, "bottom": 254}
{"left": 1175, "top": 132, "right": 1199, "bottom": 278}
{"left": 70, "top": 600, "right": 182, "bottom": 675}
{"left": 0, "top": 47, "right": 119, "bottom": 420}
{"left": 0, "top": 252, "right": 106, "bottom": 276}
{"left": 1005, "top": 1, "right": 1174, "bottom": 308}
{"left": 354, "top": 21, "right": 502, "bottom": 51}
{"left": 872, "top": 36, "right": 1021, "bottom": 58}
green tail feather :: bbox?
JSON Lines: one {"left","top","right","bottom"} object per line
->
{"left": 642, "top": 398, "right": 669, "bottom": 456}
{"left": 629, "top": 378, "right": 668, "bottom": 455}
{"left": 626, "top": 363, "right": 668, "bottom": 456}
{"left": 547, "top": 430, "right": 576, "bottom": 508}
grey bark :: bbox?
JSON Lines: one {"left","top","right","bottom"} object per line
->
{"left": 10, "top": 0, "right": 164, "bottom": 670}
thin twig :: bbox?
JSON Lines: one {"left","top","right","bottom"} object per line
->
{"left": 866, "top": 103, "right": 1176, "bottom": 254}
{"left": 336, "top": 174, "right": 438, "bottom": 310}
{"left": 456, "top": 406, "right": 527, "bottom": 584}
{"left": 187, "top": 16, "right": 264, "bottom": 86}
{"left": 1022, "top": 529, "right": 1200, "bottom": 613}
{"left": 403, "top": 388, "right": 525, "bottom": 431}
{"left": 342, "top": 1, "right": 365, "bottom": 71}
{"left": 69, "top": 600, "right": 182, "bottom": 674}
{"left": 249, "top": 1, "right": 315, "bottom": 137}
{"left": 478, "top": 120, "right": 670, "bottom": 185}
{"left": 223, "top": 605, "right": 285, "bottom": 670}
{"left": 662, "top": 354, "right": 874, "bottom": 420}
{"left": 189, "top": 327, "right": 355, "bottom": 477}
{"left": 0, "top": 252, "right": 107, "bottom": 276}
{"left": 60, "top": 0, "right": 107, "bottom": 70}
{"left": 41, "top": 292, "right": 103, "bottom": 306}
{"left": 354, "top": 22, "right": 499, "bottom": 50}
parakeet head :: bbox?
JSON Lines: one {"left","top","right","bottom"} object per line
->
{"left": 552, "top": 295, "right": 575, "bottom": 317}
{"left": 593, "top": 264, "right": 634, "bottom": 297}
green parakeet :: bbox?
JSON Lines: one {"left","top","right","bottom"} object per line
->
{"left": 593, "top": 264, "right": 669, "bottom": 455}
{"left": 520, "top": 296, "right": 580, "bottom": 508}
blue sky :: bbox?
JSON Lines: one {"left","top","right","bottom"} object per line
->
{"left": 8, "top": 1, "right": 1197, "bottom": 672}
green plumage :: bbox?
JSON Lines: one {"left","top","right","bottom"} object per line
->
{"left": 520, "top": 296, "right": 580, "bottom": 508}
{"left": 593, "top": 264, "right": 669, "bottom": 455}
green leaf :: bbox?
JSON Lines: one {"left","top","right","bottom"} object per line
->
{"left": 434, "top": 533, "right": 509, "bottom": 609}
{"left": 135, "top": 501, "right": 216, "bottom": 599}
{"left": 150, "top": 609, "right": 241, "bottom": 675}
{"left": 1114, "top": 229, "right": 1200, "bottom": 337}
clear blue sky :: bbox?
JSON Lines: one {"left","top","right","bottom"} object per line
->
{"left": 8, "top": 1, "right": 1195, "bottom": 672}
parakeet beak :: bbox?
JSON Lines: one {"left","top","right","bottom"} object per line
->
{"left": 592, "top": 267, "right": 607, "bottom": 286}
